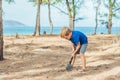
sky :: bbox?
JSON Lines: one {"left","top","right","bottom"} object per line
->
{"left": 2, "top": 0, "right": 120, "bottom": 27}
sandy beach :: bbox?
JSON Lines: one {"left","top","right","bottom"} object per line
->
{"left": 0, "top": 34, "right": 120, "bottom": 80}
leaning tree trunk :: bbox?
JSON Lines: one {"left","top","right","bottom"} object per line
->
{"left": 33, "top": 0, "right": 41, "bottom": 36}
{"left": 48, "top": 0, "right": 53, "bottom": 35}
{"left": 0, "top": 0, "right": 3, "bottom": 61}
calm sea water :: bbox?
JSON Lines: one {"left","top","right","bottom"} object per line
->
{"left": 3, "top": 26, "right": 120, "bottom": 35}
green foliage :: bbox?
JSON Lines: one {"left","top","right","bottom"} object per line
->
{"left": 74, "top": 17, "right": 84, "bottom": 21}
{"left": 50, "top": 0, "right": 62, "bottom": 5}
{"left": 51, "top": 0, "right": 61, "bottom": 4}
{"left": 99, "top": 20, "right": 107, "bottom": 25}
{"left": 99, "top": 13, "right": 108, "bottom": 18}
{"left": 99, "top": 0, "right": 120, "bottom": 25}
{"left": 28, "top": 0, "right": 37, "bottom": 6}
{"left": 5, "top": 0, "right": 14, "bottom": 4}
{"left": 29, "top": 0, "right": 36, "bottom": 2}
{"left": 28, "top": 0, "right": 57, "bottom": 6}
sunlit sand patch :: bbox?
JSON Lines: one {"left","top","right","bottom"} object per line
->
{"left": 92, "top": 67, "right": 120, "bottom": 80}
{"left": 33, "top": 48, "right": 52, "bottom": 52}
{"left": 87, "top": 60, "right": 114, "bottom": 66}
{"left": 0, "top": 68, "right": 52, "bottom": 79}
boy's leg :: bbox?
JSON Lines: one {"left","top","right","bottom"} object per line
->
{"left": 79, "top": 44, "right": 87, "bottom": 71}
{"left": 80, "top": 53, "right": 86, "bottom": 70}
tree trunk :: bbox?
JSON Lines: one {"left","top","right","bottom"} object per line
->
{"left": 33, "top": 0, "right": 41, "bottom": 36}
{"left": 66, "top": 0, "right": 74, "bottom": 30}
{"left": 108, "top": 2, "right": 113, "bottom": 34}
{"left": 69, "top": 17, "right": 74, "bottom": 30}
{"left": 107, "top": 0, "right": 116, "bottom": 34}
{"left": 72, "top": 0, "right": 75, "bottom": 30}
{"left": 94, "top": 0, "right": 101, "bottom": 34}
{"left": 94, "top": 8, "right": 98, "bottom": 35}
{"left": 48, "top": 0, "right": 53, "bottom": 35}
{"left": 0, "top": 0, "right": 3, "bottom": 61}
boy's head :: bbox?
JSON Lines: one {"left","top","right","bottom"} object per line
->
{"left": 60, "top": 27, "right": 72, "bottom": 40}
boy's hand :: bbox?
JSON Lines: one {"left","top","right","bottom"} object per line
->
{"left": 71, "top": 42, "right": 80, "bottom": 57}
{"left": 72, "top": 53, "right": 75, "bottom": 57}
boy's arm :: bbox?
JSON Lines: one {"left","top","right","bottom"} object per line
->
{"left": 72, "top": 42, "right": 81, "bottom": 56}
{"left": 71, "top": 43, "right": 75, "bottom": 51}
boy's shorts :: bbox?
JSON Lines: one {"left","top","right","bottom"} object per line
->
{"left": 77, "top": 44, "right": 88, "bottom": 54}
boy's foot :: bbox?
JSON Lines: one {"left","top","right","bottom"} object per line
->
{"left": 78, "top": 69, "right": 86, "bottom": 73}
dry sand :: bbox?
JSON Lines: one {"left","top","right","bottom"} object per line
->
{"left": 0, "top": 34, "right": 120, "bottom": 80}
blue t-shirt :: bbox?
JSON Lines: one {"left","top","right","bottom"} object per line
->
{"left": 70, "top": 31, "right": 88, "bottom": 46}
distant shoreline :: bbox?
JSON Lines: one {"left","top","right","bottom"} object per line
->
{"left": 3, "top": 27, "right": 120, "bottom": 36}
{"left": 3, "top": 34, "right": 120, "bottom": 38}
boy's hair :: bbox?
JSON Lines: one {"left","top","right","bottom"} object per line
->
{"left": 60, "top": 27, "right": 71, "bottom": 38}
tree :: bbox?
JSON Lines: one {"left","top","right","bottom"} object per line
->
{"left": 103, "top": 0, "right": 120, "bottom": 34}
{"left": 48, "top": 0, "right": 53, "bottom": 35}
{"left": 0, "top": 0, "right": 3, "bottom": 60}
{"left": 107, "top": 0, "right": 115, "bottom": 34}
{"left": 1, "top": 0, "right": 15, "bottom": 60}
{"left": 33, "top": 0, "right": 41, "bottom": 36}
{"left": 66, "top": 0, "right": 84, "bottom": 30}
{"left": 92, "top": 0, "right": 101, "bottom": 34}
{"left": 52, "top": 0, "right": 84, "bottom": 30}
{"left": 42, "top": 0, "right": 53, "bottom": 35}
{"left": 29, "top": 0, "right": 41, "bottom": 36}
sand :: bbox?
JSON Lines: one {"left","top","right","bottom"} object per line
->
{"left": 0, "top": 34, "right": 120, "bottom": 80}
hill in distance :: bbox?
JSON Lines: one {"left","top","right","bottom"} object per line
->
{"left": 3, "top": 20, "right": 27, "bottom": 27}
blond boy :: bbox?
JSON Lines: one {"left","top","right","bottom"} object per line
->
{"left": 60, "top": 27, "right": 88, "bottom": 71}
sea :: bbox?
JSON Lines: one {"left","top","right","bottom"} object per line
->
{"left": 3, "top": 26, "right": 120, "bottom": 35}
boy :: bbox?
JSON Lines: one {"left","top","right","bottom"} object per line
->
{"left": 60, "top": 27, "right": 88, "bottom": 71}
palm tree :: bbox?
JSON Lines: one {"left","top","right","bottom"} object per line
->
{"left": 48, "top": 0, "right": 53, "bottom": 35}
{"left": 32, "top": 0, "right": 54, "bottom": 35}
{"left": 33, "top": 0, "right": 41, "bottom": 36}
{"left": 0, "top": 0, "right": 3, "bottom": 60}
{"left": 42, "top": 0, "right": 54, "bottom": 35}
{"left": 1, "top": 0, "right": 15, "bottom": 61}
